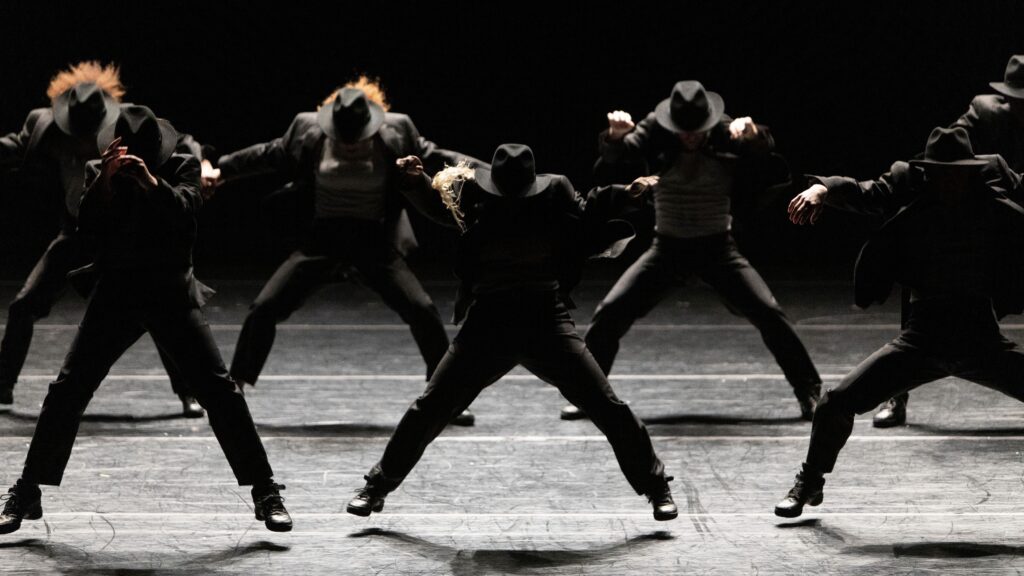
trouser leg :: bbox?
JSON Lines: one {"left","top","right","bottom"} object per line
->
{"left": 806, "top": 342, "right": 944, "bottom": 473}
{"left": 230, "top": 250, "right": 333, "bottom": 384}
{"left": 21, "top": 293, "right": 144, "bottom": 485}
{"left": 0, "top": 234, "right": 82, "bottom": 389}
{"left": 148, "top": 306, "right": 274, "bottom": 485}
{"left": 701, "top": 240, "right": 821, "bottom": 389}
{"left": 522, "top": 320, "right": 666, "bottom": 495}
{"left": 356, "top": 251, "right": 450, "bottom": 380}
{"left": 584, "top": 243, "right": 677, "bottom": 375}
{"left": 956, "top": 339, "right": 1024, "bottom": 403}
{"left": 375, "top": 342, "right": 515, "bottom": 485}
{"left": 154, "top": 340, "right": 190, "bottom": 397}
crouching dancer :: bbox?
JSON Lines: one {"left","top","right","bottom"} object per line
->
{"left": 0, "top": 106, "right": 292, "bottom": 534}
{"left": 346, "top": 144, "right": 677, "bottom": 521}
{"left": 776, "top": 127, "right": 1024, "bottom": 518}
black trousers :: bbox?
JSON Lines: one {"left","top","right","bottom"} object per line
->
{"left": 230, "top": 222, "right": 448, "bottom": 384}
{"left": 369, "top": 291, "right": 666, "bottom": 495}
{"left": 806, "top": 299, "right": 1024, "bottom": 473}
{"left": 585, "top": 233, "right": 821, "bottom": 388}
{"left": 0, "top": 232, "right": 191, "bottom": 397}
{"left": 21, "top": 279, "right": 274, "bottom": 486}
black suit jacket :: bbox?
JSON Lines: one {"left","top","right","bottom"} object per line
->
{"left": 400, "top": 171, "right": 635, "bottom": 323}
{"left": 597, "top": 111, "right": 790, "bottom": 220}
{"left": 853, "top": 180, "right": 1024, "bottom": 317}
{"left": 217, "top": 111, "right": 477, "bottom": 256}
{"left": 78, "top": 153, "right": 206, "bottom": 307}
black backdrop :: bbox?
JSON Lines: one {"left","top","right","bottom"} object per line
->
{"left": 1, "top": 1, "right": 1022, "bottom": 278}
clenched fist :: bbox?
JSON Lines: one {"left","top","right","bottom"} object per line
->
{"left": 606, "top": 110, "right": 635, "bottom": 141}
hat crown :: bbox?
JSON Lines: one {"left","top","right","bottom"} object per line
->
{"left": 66, "top": 82, "right": 107, "bottom": 133}
{"left": 490, "top": 143, "right": 536, "bottom": 196}
{"left": 922, "top": 127, "right": 977, "bottom": 164}
{"left": 331, "top": 88, "right": 373, "bottom": 142}
{"left": 669, "top": 81, "right": 713, "bottom": 131}
{"left": 1004, "top": 54, "right": 1024, "bottom": 88}
{"left": 112, "top": 105, "right": 163, "bottom": 163}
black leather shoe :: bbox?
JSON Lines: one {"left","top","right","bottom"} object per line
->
{"left": 0, "top": 385, "right": 12, "bottom": 409}
{"left": 252, "top": 482, "right": 292, "bottom": 532}
{"left": 179, "top": 395, "right": 205, "bottom": 418}
{"left": 0, "top": 480, "right": 42, "bottom": 534}
{"left": 872, "top": 396, "right": 907, "bottom": 428}
{"left": 450, "top": 409, "right": 475, "bottom": 427}
{"left": 774, "top": 471, "right": 824, "bottom": 518}
{"left": 647, "top": 476, "right": 678, "bottom": 521}
{"left": 794, "top": 383, "right": 821, "bottom": 421}
{"left": 347, "top": 477, "right": 390, "bottom": 517}
{"left": 560, "top": 404, "right": 588, "bottom": 420}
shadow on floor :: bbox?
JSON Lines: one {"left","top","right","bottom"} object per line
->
{"left": 844, "top": 541, "right": 1024, "bottom": 558}
{"left": 0, "top": 537, "right": 289, "bottom": 574}
{"left": 643, "top": 413, "right": 805, "bottom": 426}
{"left": 905, "top": 423, "right": 1024, "bottom": 436}
{"left": 349, "top": 527, "right": 674, "bottom": 575}
{"left": 255, "top": 422, "right": 395, "bottom": 436}
{"left": 1, "top": 409, "right": 187, "bottom": 424}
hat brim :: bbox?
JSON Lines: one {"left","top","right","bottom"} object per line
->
{"left": 52, "top": 88, "right": 119, "bottom": 137}
{"left": 910, "top": 157, "right": 988, "bottom": 168}
{"left": 990, "top": 82, "right": 1024, "bottom": 100}
{"left": 317, "top": 99, "right": 386, "bottom": 142}
{"left": 97, "top": 116, "right": 179, "bottom": 169}
{"left": 654, "top": 91, "right": 725, "bottom": 134}
{"left": 473, "top": 167, "right": 553, "bottom": 198}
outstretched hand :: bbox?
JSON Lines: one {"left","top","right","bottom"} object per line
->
{"left": 787, "top": 184, "right": 828, "bottom": 225}
{"left": 606, "top": 110, "right": 635, "bottom": 141}
{"left": 200, "top": 159, "right": 221, "bottom": 201}
{"left": 396, "top": 155, "right": 425, "bottom": 177}
{"left": 627, "top": 175, "right": 659, "bottom": 198}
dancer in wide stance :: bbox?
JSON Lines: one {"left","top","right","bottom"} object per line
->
{"left": 346, "top": 144, "right": 677, "bottom": 521}
{"left": 561, "top": 80, "right": 822, "bottom": 421}
{"left": 207, "top": 80, "right": 476, "bottom": 425}
{"left": 776, "top": 127, "right": 1024, "bottom": 517}
{"left": 0, "top": 106, "right": 291, "bottom": 534}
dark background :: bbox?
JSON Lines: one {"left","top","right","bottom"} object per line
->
{"left": 0, "top": 1, "right": 1021, "bottom": 280}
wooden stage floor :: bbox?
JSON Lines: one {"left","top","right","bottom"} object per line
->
{"left": 1, "top": 278, "right": 1023, "bottom": 575}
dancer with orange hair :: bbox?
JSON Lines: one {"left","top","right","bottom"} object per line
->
{"left": 207, "top": 79, "right": 480, "bottom": 425}
{"left": 0, "top": 62, "right": 207, "bottom": 417}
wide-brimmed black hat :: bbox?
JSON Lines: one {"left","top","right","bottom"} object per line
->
{"left": 991, "top": 54, "right": 1024, "bottom": 100}
{"left": 52, "top": 82, "right": 119, "bottom": 137}
{"left": 474, "top": 144, "right": 553, "bottom": 198}
{"left": 97, "top": 105, "right": 179, "bottom": 169}
{"left": 654, "top": 80, "right": 725, "bottom": 134}
{"left": 910, "top": 126, "right": 987, "bottom": 168}
{"left": 317, "top": 87, "right": 386, "bottom": 143}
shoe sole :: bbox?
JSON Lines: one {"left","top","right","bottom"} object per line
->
{"left": 560, "top": 411, "right": 588, "bottom": 421}
{"left": 774, "top": 493, "right": 824, "bottom": 518}
{"left": 872, "top": 416, "right": 906, "bottom": 428}
{"left": 265, "top": 520, "right": 293, "bottom": 532}
{"left": 0, "top": 506, "right": 42, "bottom": 534}
{"left": 654, "top": 509, "right": 679, "bottom": 521}
{"left": 346, "top": 502, "right": 385, "bottom": 517}
{"left": 450, "top": 416, "right": 475, "bottom": 427}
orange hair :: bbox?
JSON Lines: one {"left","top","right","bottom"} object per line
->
{"left": 46, "top": 61, "right": 125, "bottom": 103}
{"left": 320, "top": 75, "right": 391, "bottom": 111}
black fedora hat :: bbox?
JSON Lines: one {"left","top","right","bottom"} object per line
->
{"left": 991, "top": 54, "right": 1024, "bottom": 100}
{"left": 317, "top": 87, "right": 386, "bottom": 143}
{"left": 654, "top": 80, "right": 725, "bottom": 134}
{"left": 96, "top": 105, "right": 179, "bottom": 169}
{"left": 474, "top": 144, "right": 552, "bottom": 198}
{"left": 52, "top": 82, "right": 119, "bottom": 137}
{"left": 909, "top": 126, "right": 987, "bottom": 168}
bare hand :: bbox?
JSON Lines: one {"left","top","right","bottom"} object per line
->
{"left": 200, "top": 159, "right": 220, "bottom": 200}
{"left": 99, "top": 137, "right": 127, "bottom": 193}
{"left": 787, "top": 183, "right": 827, "bottom": 225}
{"left": 396, "top": 155, "right": 424, "bottom": 177}
{"left": 627, "top": 175, "right": 659, "bottom": 198}
{"left": 728, "top": 117, "right": 758, "bottom": 141}
{"left": 119, "top": 155, "right": 159, "bottom": 190}
{"left": 606, "top": 110, "right": 635, "bottom": 141}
